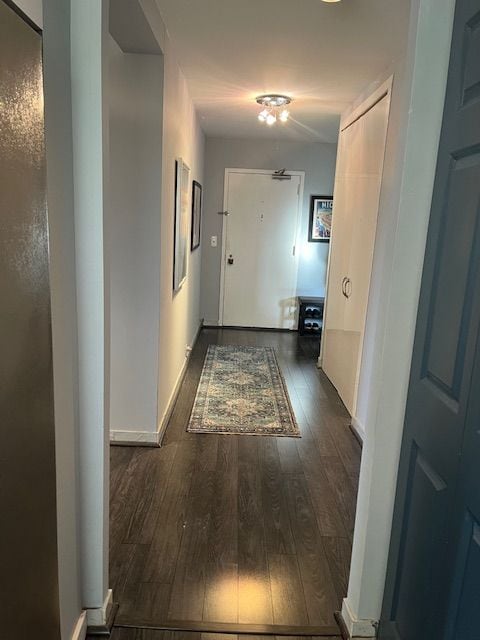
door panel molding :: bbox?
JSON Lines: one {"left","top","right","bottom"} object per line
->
{"left": 460, "top": 9, "right": 480, "bottom": 107}
{"left": 391, "top": 444, "right": 448, "bottom": 638}
{"left": 420, "top": 149, "right": 480, "bottom": 401}
{"left": 444, "top": 510, "right": 480, "bottom": 639}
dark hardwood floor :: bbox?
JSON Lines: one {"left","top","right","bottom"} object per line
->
{"left": 109, "top": 328, "right": 361, "bottom": 636}
{"left": 108, "top": 631, "right": 340, "bottom": 640}
{"left": 109, "top": 631, "right": 339, "bottom": 640}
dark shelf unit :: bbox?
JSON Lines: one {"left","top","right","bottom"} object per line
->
{"left": 298, "top": 296, "right": 324, "bottom": 337}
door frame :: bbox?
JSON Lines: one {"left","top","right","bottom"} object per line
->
{"left": 378, "top": 0, "right": 480, "bottom": 635}
{"left": 218, "top": 168, "right": 305, "bottom": 327}
{"left": 337, "top": 1, "right": 457, "bottom": 637}
{"left": 341, "top": 75, "right": 393, "bottom": 134}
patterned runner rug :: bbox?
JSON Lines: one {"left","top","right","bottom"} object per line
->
{"left": 188, "top": 345, "right": 300, "bottom": 437}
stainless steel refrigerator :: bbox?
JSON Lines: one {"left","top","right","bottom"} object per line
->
{"left": 0, "top": 2, "right": 60, "bottom": 637}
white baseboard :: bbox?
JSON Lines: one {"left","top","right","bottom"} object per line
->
{"left": 86, "top": 589, "right": 113, "bottom": 628}
{"left": 110, "top": 429, "right": 160, "bottom": 446}
{"left": 157, "top": 354, "right": 189, "bottom": 445}
{"left": 351, "top": 416, "right": 366, "bottom": 443}
{"left": 110, "top": 322, "right": 203, "bottom": 447}
{"left": 156, "top": 321, "right": 203, "bottom": 445}
{"left": 71, "top": 611, "right": 87, "bottom": 640}
{"left": 203, "top": 319, "right": 219, "bottom": 327}
{"left": 341, "top": 598, "right": 377, "bottom": 639}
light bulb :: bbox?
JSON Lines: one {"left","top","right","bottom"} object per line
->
{"left": 279, "top": 109, "right": 289, "bottom": 122}
{"left": 266, "top": 113, "right": 276, "bottom": 126}
{"left": 258, "top": 108, "right": 270, "bottom": 122}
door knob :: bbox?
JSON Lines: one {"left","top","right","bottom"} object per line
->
{"left": 227, "top": 254, "right": 234, "bottom": 265}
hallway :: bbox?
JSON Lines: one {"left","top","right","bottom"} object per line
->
{"left": 109, "top": 328, "right": 360, "bottom": 635}
{"left": 1, "top": 0, "right": 467, "bottom": 637}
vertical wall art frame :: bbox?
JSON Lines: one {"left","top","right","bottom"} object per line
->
{"left": 173, "top": 158, "right": 190, "bottom": 291}
{"left": 309, "top": 195, "right": 333, "bottom": 242}
{"left": 191, "top": 180, "right": 202, "bottom": 251}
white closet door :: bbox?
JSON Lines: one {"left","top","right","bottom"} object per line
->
{"left": 322, "top": 94, "right": 390, "bottom": 415}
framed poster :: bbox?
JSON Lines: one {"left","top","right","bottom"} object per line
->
{"left": 309, "top": 195, "right": 333, "bottom": 242}
{"left": 173, "top": 158, "right": 190, "bottom": 291}
{"left": 191, "top": 180, "right": 202, "bottom": 251}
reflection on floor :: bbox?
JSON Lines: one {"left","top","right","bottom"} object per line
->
{"left": 108, "top": 630, "right": 340, "bottom": 640}
{"left": 109, "top": 329, "right": 361, "bottom": 633}
{"left": 108, "top": 631, "right": 340, "bottom": 640}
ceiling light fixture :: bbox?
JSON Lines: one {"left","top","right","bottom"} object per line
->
{"left": 256, "top": 94, "right": 292, "bottom": 126}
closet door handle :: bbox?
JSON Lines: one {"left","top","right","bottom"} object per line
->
{"left": 345, "top": 277, "right": 351, "bottom": 299}
{"left": 342, "top": 276, "right": 348, "bottom": 298}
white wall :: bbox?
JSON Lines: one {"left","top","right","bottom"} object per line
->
{"left": 44, "top": 0, "right": 112, "bottom": 636}
{"left": 341, "top": 0, "right": 456, "bottom": 636}
{"left": 156, "top": 33, "right": 205, "bottom": 432}
{"left": 107, "top": 1, "right": 205, "bottom": 441}
{"left": 200, "top": 138, "right": 337, "bottom": 325}
{"left": 108, "top": 36, "right": 164, "bottom": 443}
{"left": 33, "top": 1, "right": 207, "bottom": 637}
{"left": 43, "top": 1, "right": 83, "bottom": 638}
{"left": 70, "top": 0, "right": 110, "bottom": 623}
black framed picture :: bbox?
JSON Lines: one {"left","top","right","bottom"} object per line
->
{"left": 309, "top": 195, "right": 333, "bottom": 242}
{"left": 191, "top": 180, "right": 202, "bottom": 251}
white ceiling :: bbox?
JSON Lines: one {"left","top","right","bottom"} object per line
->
{"left": 155, "top": 0, "right": 410, "bottom": 143}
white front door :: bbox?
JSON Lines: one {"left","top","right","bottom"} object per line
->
{"left": 221, "top": 170, "right": 303, "bottom": 329}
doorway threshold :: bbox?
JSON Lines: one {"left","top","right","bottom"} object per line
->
{"left": 114, "top": 619, "right": 341, "bottom": 636}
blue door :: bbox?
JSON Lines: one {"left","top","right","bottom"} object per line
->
{"left": 379, "top": 0, "right": 480, "bottom": 638}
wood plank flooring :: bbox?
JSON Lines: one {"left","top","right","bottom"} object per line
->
{"left": 108, "top": 631, "right": 340, "bottom": 640}
{"left": 109, "top": 329, "right": 360, "bottom": 633}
